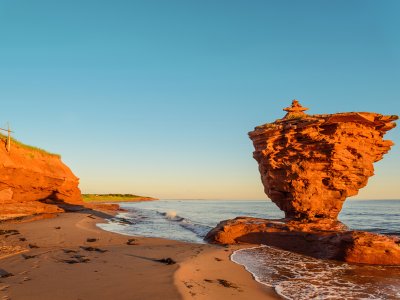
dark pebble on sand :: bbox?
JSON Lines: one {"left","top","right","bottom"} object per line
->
{"left": 62, "top": 249, "right": 78, "bottom": 254}
{"left": 0, "top": 269, "right": 14, "bottom": 278}
{"left": 217, "top": 279, "right": 237, "bottom": 289}
{"left": 126, "top": 239, "right": 138, "bottom": 245}
{"left": 0, "top": 230, "right": 20, "bottom": 237}
{"left": 86, "top": 238, "right": 98, "bottom": 243}
{"left": 80, "top": 246, "right": 107, "bottom": 253}
{"left": 22, "top": 254, "right": 37, "bottom": 260}
{"left": 28, "top": 244, "right": 39, "bottom": 249}
{"left": 155, "top": 258, "right": 176, "bottom": 265}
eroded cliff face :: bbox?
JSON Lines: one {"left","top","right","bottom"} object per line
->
{"left": 0, "top": 138, "right": 82, "bottom": 220}
{"left": 248, "top": 100, "right": 397, "bottom": 220}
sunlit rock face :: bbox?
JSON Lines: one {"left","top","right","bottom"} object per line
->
{"left": 248, "top": 100, "right": 398, "bottom": 220}
{"left": 0, "top": 140, "right": 82, "bottom": 220}
{"left": 206, "top": 101, "right": 399, "bottom": 265}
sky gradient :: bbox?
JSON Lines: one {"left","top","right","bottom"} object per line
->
{"left": 0, "top": 1, "right": 399, "bottom": 199}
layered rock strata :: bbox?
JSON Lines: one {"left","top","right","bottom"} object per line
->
{"left": 0, "top": 138, "right": 82, "bottom": 220}
{"left": 205, "top": 217, "right": 400, "bottom": 265}
{"left": 206, "top": 100, "right": 399, "bottom": 265}
{"left": 249, "top": 100, "right": 397, "bottom": 220}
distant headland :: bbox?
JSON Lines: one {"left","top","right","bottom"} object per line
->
{"left": 82, "top": 194, "right": 158, "bottom": 203}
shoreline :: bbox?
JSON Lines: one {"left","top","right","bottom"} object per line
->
{"left": 0, "top": 209, "right": 279, "bottom": 299}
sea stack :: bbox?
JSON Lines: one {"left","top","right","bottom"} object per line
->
{"left": 206, "top": 100, "right": 400, "bottom": 265}
{"left": 249, "top": 100, "right": 397, "bottom": 220}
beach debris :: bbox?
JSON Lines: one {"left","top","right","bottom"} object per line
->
{"left": 0, "top": 229, "right": 20, "bottom": 237}
{"left": 80, "top": 246, "right": 107, "bottom": 253}
{"left": 183, "top": 282, "right": 193, "bottom": 289}
{"left": 114, "top": 217, "right": 135, "bottom": 225}
{"left": 22, "top": 254, "right": 37, "bottom": 260}
{"left": 62, "top": 249, "right": 78, "bottom": 254}
{"left": 87, "top": 215, "right": 96, "bottom": 219}
{"left": 28, "top": 244, "right": 39, "bottom": 249}
{"left": 155, "top": 257, "right": 176, "bottom": 265}
{"left": 0, "top": 269, "right": 13, "bottom": 278}
{"left": 214, "top": 257, "right": 222, "bottom": 261}
{"left": 63, "top": 259, "right": 82, "bottom": 264}
{"left": 217, "top": 279, "right": 238, "bottom": 289}
{"left": 204, "top": 279, "right": 213, "bottom": 283}
{"left": 86, "top": 238, "right": 98, "bottom": 243}
{"left": 126, "top": 238, "right": 138, "bottom": 245}
{"left": 19, "top": 237, "right": 27, "bottom": 241}
{"left": 55, "top": 226, "right": 61, "bottom": 229}
{"left": 62, "top": 254, "right": 90, "bottom": 264}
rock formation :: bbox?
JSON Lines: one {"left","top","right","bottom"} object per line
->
{"left": 206, "top": 100, "right": 400, "bottom": 265}
{"left": 0, "top": 137, "right": 82, "bottom": 220}
{"left": 249, "top": 100, "right": 397, "bottom": 220}
{"left": 206, "top": 217, "right": 400, "bottom": 265}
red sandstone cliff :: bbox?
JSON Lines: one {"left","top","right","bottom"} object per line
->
{"left": 0, "top": 137, "right": 82, "bottom": 220}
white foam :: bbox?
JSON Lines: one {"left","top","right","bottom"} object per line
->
{"left": 231, "top": 245, "right": 400, "bottom": 300}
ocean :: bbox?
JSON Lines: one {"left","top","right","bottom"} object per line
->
{"left": 98, "top": 200, "right": 400, "bottom": 300}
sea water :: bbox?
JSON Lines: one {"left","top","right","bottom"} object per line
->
{"left": 98, "top": 200, "right": 400, "bottom": 300}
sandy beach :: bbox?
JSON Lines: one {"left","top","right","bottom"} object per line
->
{"left": 0, "top": 209, "right": 278, "bottom": 300}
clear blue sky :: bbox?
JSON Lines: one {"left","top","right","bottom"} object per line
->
{"left": 0, "top": 1, "right": 399, "bottom": 199}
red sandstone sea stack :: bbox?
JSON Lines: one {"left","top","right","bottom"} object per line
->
{"left": 206, "top": 100, "right": 400, "bottom": 265}
{"left": 250, "top": 100, "right": 397, "bottom": 220}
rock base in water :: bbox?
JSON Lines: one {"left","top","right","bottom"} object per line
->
{"left": 205, "top": 217, "right": 400, "bottom": 265}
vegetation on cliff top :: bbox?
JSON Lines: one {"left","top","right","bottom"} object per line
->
{"left": 82, "top": 194, "right": 157, "bottom": 203}
{"left": 0, "top": 133, "right": 61, "bottom": 158}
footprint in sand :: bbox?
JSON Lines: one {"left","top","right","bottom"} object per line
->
{"left": 0, "top": 285, "right": 10, "bottom": 292}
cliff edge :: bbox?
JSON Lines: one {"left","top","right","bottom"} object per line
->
{"left": 0, "top": 136, "right": 82, "bottom": 220}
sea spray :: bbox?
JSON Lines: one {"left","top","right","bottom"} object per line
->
{"left": 165, "top": 210, "right": 177, "bottom": 220}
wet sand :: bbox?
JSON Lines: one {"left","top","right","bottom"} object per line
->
{"left": 0, "top": 210, "right": 278, "bottom": 300}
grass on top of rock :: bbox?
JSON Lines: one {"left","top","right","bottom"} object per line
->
{"left": 82, "top": 194, "right": 157, "bottom": 203}
{"left": 0, "top": 133, "right": 61, "bottom": 158}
